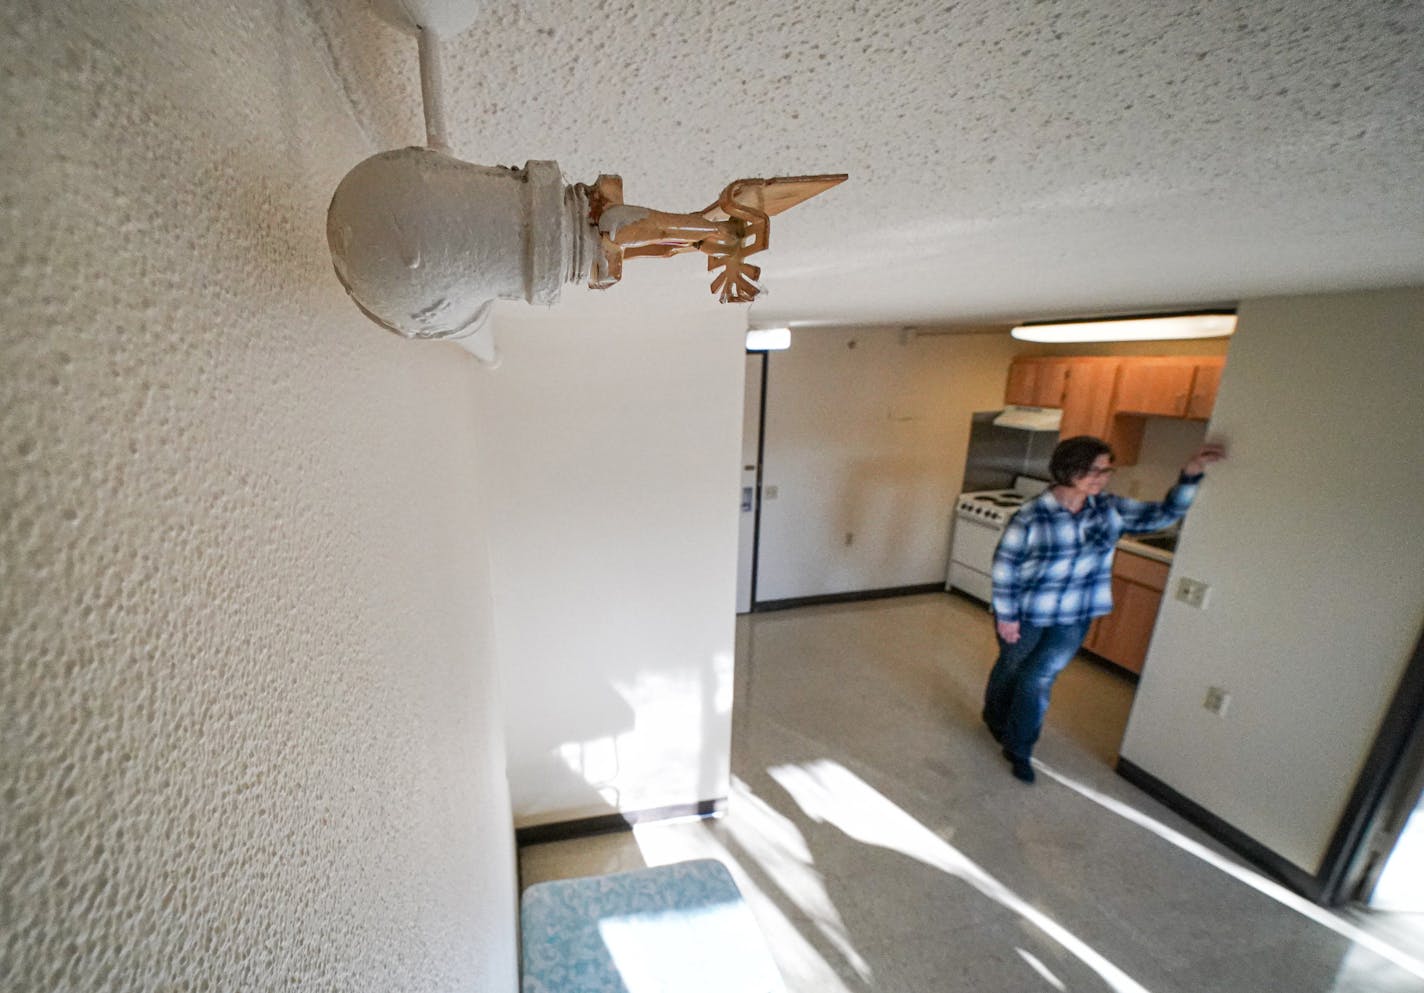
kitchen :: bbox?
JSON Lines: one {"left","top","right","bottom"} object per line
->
{"left": 947, "top": 345, "right": 1231, "bottom": 677}
{"left": 740, "top": 293, "right": 1423, "bottom": 911}
{"left": 744, "top": 323, "right": 1232, "bottom": 678}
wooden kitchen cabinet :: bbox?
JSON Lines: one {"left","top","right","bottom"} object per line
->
{"left": 1058, "top": 359, "right": 1120, "bottom": 439}
{"left": 1005, "top": 353, "right": 1228, "bottom": 466}
{"left": 1083, "top": 550, "right": 1170, "bottom": 675}
{"left": 1186, "top": 358, "right": 1225, "bottom": 419}
{"left": 1005, "top": 357, "right": 1070, "bottom": 407}
{"left": 1111, "top": 358, "right": 1196, "bottom": 417}
{"left": 1107, "top": 356, "right": 1227, "bottom": 463}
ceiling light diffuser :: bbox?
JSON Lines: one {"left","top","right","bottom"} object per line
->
{"left": 1011, "top": 313, "right": 1236, "bottom": 343}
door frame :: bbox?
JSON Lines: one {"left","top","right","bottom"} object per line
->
{"left": 1324, "top": 626, "right": 1424, "bottom": 904}
{"left": 736, "top": 350, "right": 769, "bottom": 612}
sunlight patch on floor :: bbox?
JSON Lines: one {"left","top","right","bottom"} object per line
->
{"left": 630, "top": 779, "right": 866, "bottom": 992}
{"left": 1016, "top": 947, "right": 1068, "bottom": 991}
{"left": 770, "top": 759, "right": 1157, "bottom": 993}
{"left": 1033, "top": 760, "right": 1424, "bottom": 984}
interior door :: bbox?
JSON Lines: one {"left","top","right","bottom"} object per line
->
{"left": 736, "top": 353, "right": 765, "bottom": 613}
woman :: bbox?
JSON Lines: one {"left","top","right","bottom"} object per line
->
{"left": 982, "top": 435, "right": 1226, "bottom": 783}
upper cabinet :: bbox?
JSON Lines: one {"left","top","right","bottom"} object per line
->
{"left": 1186, "top": 359, "right": 1225, "bottom": 419}
{"left": 1112, "top": 358, "right": 1197, "bottom": 417}
{"left": 1113, "top": 357, "right": 1226, "bottom": 419}
{"left": 1004, "top": 357, "right": 1070, "bottom": 407}
{"left": 1003, "top": 353, "right": 1228, "bottom": 464}
{"left": 1058, "top": 359, "right": 1120, "bottom": 439}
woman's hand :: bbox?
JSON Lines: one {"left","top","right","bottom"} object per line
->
{"left": 997, "top": 619, "right": 1021, "bottom": 644}
{"left": 1184, "top": 441, "right": 1227, "bottom": 476}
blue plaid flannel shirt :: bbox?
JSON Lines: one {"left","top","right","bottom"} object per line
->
{"left": 991, "top": 473, "right": 1203, "bottom": 626}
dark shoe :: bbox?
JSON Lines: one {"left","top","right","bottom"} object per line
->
{"left": 1002, "top": 748, "right": 1035, "bottom": 784}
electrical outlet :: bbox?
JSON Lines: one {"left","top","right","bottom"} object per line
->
{"left": 844, "top": 531, "right": 854, "bottom": 546}
{"left": 1203, "top": 686, "right": 1231, "bottom": 717}
{"left": 1176, "top": 577, "right": 1211, "bottom": 609}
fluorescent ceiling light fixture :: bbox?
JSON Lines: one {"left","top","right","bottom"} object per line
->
{"left": 1011, "top": 313, "right": 1236, "bottom": 343}
{"left": 746, "top": 327, "right": 791, "bottom": 351}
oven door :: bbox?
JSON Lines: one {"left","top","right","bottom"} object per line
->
{"left": 948, "top": 513, "right": 1004, "bottom": 602}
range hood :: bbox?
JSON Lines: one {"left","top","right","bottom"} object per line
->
{"left": 992, "top": 405, "right": 1063, "bottom": 431}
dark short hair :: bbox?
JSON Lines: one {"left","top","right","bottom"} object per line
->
{"left": 1050, "top": 436, "right": 1113, "bottom": 485}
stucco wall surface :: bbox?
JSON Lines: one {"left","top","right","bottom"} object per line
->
{"left": 1, "top": 3, "right": 517, "bottom": 990}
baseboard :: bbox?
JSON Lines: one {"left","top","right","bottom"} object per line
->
{"left": 1077, "top": 648, "right": 1141, "bottom": 681}
{"left": 754, "top": 583, "right": 945, "bottom": 613}
{"left": 515, "top": 798, "right": 726, "bottom": 847}
{"left": 1115, "top": 757, "right": 1326, "bottom": 903}
{"left": 945, "top": 587, "right": 991, "bottom": 608}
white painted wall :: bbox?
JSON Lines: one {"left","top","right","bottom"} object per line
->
{"left": 480, "top": 291, "right": 745, "bottom": 828}
{"left": 755, "top": 328, "right": 1020, "bottom": 602}
{"left": 1121, "top": 287, "right": 1424, "bottom": 873}
{"left": 1, "top": 4, "right": 517, "bottom": 989}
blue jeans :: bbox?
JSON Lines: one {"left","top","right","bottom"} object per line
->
{"left": 982, "top": 620, "right": 1092, "bottom": 760}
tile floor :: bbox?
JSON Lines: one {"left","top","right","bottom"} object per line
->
{"left": 519, "top": 592, "right": 1424, "bottom": 993}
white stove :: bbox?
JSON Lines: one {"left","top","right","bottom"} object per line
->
{"left": 956, "top": 490, "right": 1029, "bottom": 525}
{"left": 946, "top": 475, "right": 1049, "bottom": 602}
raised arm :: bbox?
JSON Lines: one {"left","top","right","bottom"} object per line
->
{"left": 1118, "top": 442, "right": 1228, "bottom": 533}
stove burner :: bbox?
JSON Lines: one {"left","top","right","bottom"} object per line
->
{"left": 969, "top": 494, "right": 1025, "bottom": 507}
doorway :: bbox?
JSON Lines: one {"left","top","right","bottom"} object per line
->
{"left": 1327, "top": 627, "right": 1424, "bottom": 909}
{"left": 736, "top": 352, "right": 766, "bottom": 614}
{"left": 1367, "top": 788, "right": 1424, "bottom": 911}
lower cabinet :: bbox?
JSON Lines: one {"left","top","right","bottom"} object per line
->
{"left": 1083, "top": 551, "right": 1169, "bottom": 674}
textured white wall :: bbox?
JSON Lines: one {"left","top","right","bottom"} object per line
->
{"left": 755, "top": 328, "right": 1020, "bottom": 602}
{"left": 1121, "top": 287, "right": 1424, "bottom": 872}
{"left": 480, "top": 288, "right": 744, "bottom": 828}
{"left": 1, "top": 4, "right": 517, "bottom": 990}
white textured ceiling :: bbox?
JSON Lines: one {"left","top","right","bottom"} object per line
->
{"left": 313, "top": 0, "right": 1424, "bottom": 329}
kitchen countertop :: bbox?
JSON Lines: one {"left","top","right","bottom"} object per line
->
{"left": 1117, "top": 535, "right": 1174, "bottom": 564}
